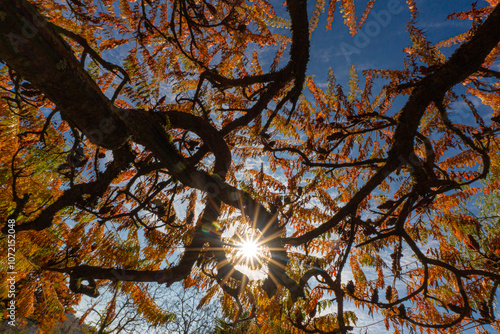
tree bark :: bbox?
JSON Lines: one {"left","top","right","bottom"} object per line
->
{"left": 0, "top": 0, "right": 130, "bottom": 149}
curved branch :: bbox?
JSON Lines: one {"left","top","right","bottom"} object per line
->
{"left": 2, "top": 145, "right": 134, "bottom": 233}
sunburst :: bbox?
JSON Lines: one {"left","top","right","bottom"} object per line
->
{"left": 222, "top": 224, "right": 270, "bottom": 276}
{"left": 239, "top": 238, "right": 259, "bottom": 259}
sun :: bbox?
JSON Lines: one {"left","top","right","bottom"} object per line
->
{"left": 240, "top": 239, "right": 259, "bottom": 259}
{"left": 222, "top": 222, "right": 270, "bottom": 277}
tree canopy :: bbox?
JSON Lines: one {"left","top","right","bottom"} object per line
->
{"left": 1, "top": 0, "right": 500, "bottom": 332}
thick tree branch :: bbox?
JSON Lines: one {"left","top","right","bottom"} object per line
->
{"left": 0, "top": 0, "right": 130, "bottom": 149}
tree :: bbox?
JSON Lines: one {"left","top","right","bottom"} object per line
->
{"left": 161, "top": 284, "right": 219, "bottom": 334}
{"left": 75, "top": 283, "right": 215, "bottom": 334}
{"left": 1, "top": 0, "right": 500, "bottom": 333}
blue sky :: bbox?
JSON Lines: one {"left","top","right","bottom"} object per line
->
{"left": 308, "top": 0, "right": 475, "bottom": 82}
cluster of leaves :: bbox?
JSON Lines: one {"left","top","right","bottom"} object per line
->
{"left": 1, "top": 0, "right": 500, "bottom": 333}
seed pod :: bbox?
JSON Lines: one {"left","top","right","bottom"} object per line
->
{"left": 346, "top": 280, "right": 355, "bottom": 295}
{"left": 391, "top": 245, "right": 402, "bottom": 277}
{"left": 385, "top": 286, "right": 392, "bottom": 302}
{"left": 371, "top": 288, "right": 379, "bottom": 304}
{"left": 295, "top": 308, "right": 304, "bottom": 323}
{"left": 308, "top": 306, "right": 317, "bottom": 318}
{"left": 398, "top": 304, "right": 406, "bottom": 317}
{"left": 157, "top": 206, "right": 166, "bottom": 217}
